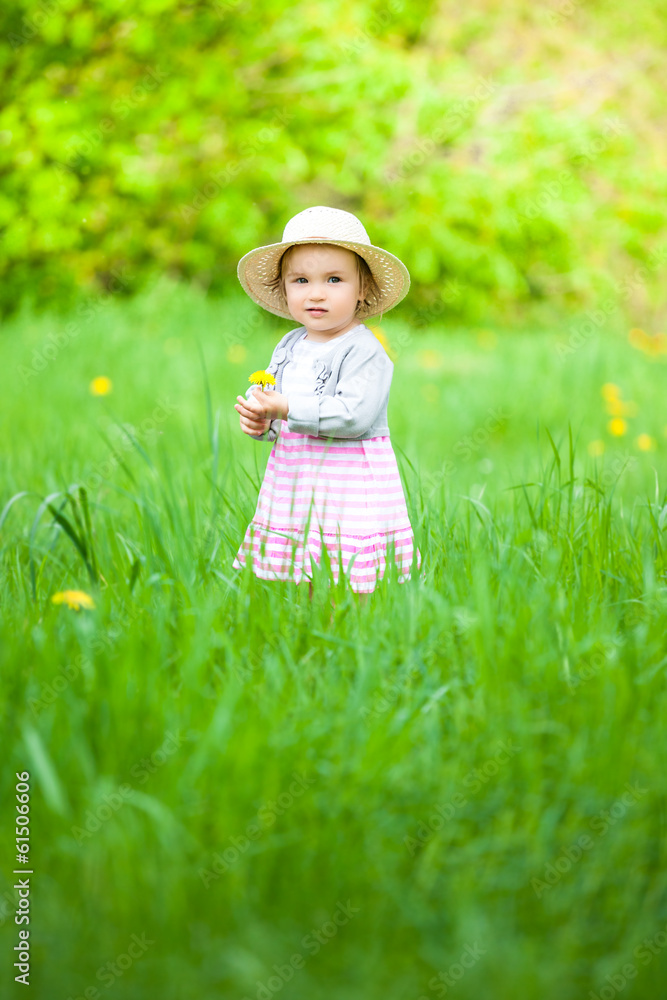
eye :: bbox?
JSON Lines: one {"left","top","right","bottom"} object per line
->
{"left": 294, "top": 277, "right": 307, "bottom": 283}
{"left": 328, "top": 276, "right": 341, "bottom": 283}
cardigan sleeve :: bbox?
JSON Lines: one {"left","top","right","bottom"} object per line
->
{"left": 286, "top": 341, "right": 392, "bottom": 439}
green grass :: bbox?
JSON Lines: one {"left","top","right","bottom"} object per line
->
{"left": 1, "top": 279, "right": 666, "bottom": 1000}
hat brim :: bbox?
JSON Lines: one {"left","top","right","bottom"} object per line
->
{"left": 237, "top": 238, "right": 410, "bottom": 320}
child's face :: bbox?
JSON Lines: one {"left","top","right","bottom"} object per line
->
{"left": 282, "top": 244, "right": 363, "bottom": 337}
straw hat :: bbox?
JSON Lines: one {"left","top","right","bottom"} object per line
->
{"left": 236, "top": 205, "right": 410, "bottom": 320}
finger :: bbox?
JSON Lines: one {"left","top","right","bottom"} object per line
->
{"left": 241, "top": 420, "right": 266, "bottom": 434}
{"left": 238, "top": 392, "right": 261, "bottom": 411}
{"left": 240, "top": 412, "right": 269, "bottom": 429}
{"left": 236, "top": 403, "right": 257, "bottom": 418}
{"left": 237, "top": 401, "right": 261, "bottom": 419}
{"left": 241, "top": 418, "right": 269, "bottom": 435}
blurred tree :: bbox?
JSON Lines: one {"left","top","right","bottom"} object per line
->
{"left": 0, "top": 0, "right": 666, "bottom": 323}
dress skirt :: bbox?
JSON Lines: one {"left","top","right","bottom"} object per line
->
{"left": 232, "top": 421, "right": 421, "bottom": 593}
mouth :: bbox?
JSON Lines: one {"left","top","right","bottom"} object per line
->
{"left": 306, "top": 308, "right": 327, "bottom": 315}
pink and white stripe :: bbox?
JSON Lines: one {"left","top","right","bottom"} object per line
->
{"left": 232, "top": 421, "right": 421, "bottom": 593}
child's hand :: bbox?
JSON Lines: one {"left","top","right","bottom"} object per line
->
{"left": 235, "top": 389, "right": 289, "bottom": 435}
{"left": 252, "top": 388, "right": 289, "bottom": 421}
{"left": 235, "top": 391, "right": 270, "bottom": 436}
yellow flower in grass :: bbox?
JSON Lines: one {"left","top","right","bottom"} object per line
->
{"left": 608, "top": 418, "right": 627, "bottom": 436}
{"left": 601, "top": 383, "right": 620, "bottom": 402}
{"left": 371, "top": 326, "right": 389, "bottom": 350}
{"left": 248, "top": 370, "right": 276, "bottom": 391}
{"left": 417, "top": 349, "right": 444, "bottom": 371}
{"left": 90, "top": 376, "right": 112, "bottom": 396}
{"left": 636, "top": 434, "right": 656, "bottom": 452}
{"left": 370, "top": 326, "right": 398, "bottom": 360}
{"left": 228, "top": 344, "right": 247, "bottom": 364}
{"left": 601, "top": 383, "right": 637, "bottom": 417}
{"left": 606, "top": 398, "right": 638, "bottom": 417}
{"left": 51, "top": 590, "right": 96, "bottom": 611}
{"left": 628, "top": 328, "right": 667, "bottom": 356}
{"left": 587, "top": 439, "right": 605, "bottom": 457}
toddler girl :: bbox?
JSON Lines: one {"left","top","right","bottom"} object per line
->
{"left": 232, "top": 205, "right": 421, "bottom": 595}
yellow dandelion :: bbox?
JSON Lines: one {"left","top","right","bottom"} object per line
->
{"left": 628, "top": 328, "right": 647, "bottom": 349}
{"left": 370, "top": 327, "right": 397, "bottom": 359}
{"left": 605, "top": 398, "right": 638, "bottom": 417}
{"left": 90, "top": 376, "right": 112, "bottom": 396}
{"left": 605, "top": 399, "right": 624, "bottom": 416}
{"left": 51, "top": 590, "right": 96, "bottom": 611}
{"left": 636, "top": 434, "right": 656, "bottom": 451}
{"left": 608, "top": 417, "right": 627, "bottom": 436}
{"left": 601, "top": 383, "right": 620, "bottom": 402}
{"left": 587, "top": 439, "right": 605, "bottom": 457}
{"left": 227, "top": 344, "right": 247, "bottom": 364}
{"left": 248, "top": 369, "right": 276, "bottom": 391}
{"left": 628, "top": 328, "right": 667, "bottom": 355}
{"left": 417, "top": 349, "right": 444, "bottom": 371}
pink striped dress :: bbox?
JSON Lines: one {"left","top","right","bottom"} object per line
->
{"left": 232, "top": 336, "right": 421, "bottom": 594}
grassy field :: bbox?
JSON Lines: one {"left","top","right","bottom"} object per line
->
{"left": 1, "top": 280, "right": 666, "bottom": 999}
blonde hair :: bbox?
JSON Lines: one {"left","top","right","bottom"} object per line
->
{"left": 264, "top": 244, "right": 382, "bottom": 317}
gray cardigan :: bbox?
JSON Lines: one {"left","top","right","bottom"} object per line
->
{"left": 244, "top": 323, "right": 394, "bottom": 441}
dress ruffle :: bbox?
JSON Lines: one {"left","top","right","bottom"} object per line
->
{"left": 232, "top": 421, "right": 421, "bottom": 593}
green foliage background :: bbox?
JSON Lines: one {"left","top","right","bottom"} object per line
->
{"left": 2, "top": 0, "right": 667, "bottom": 323}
